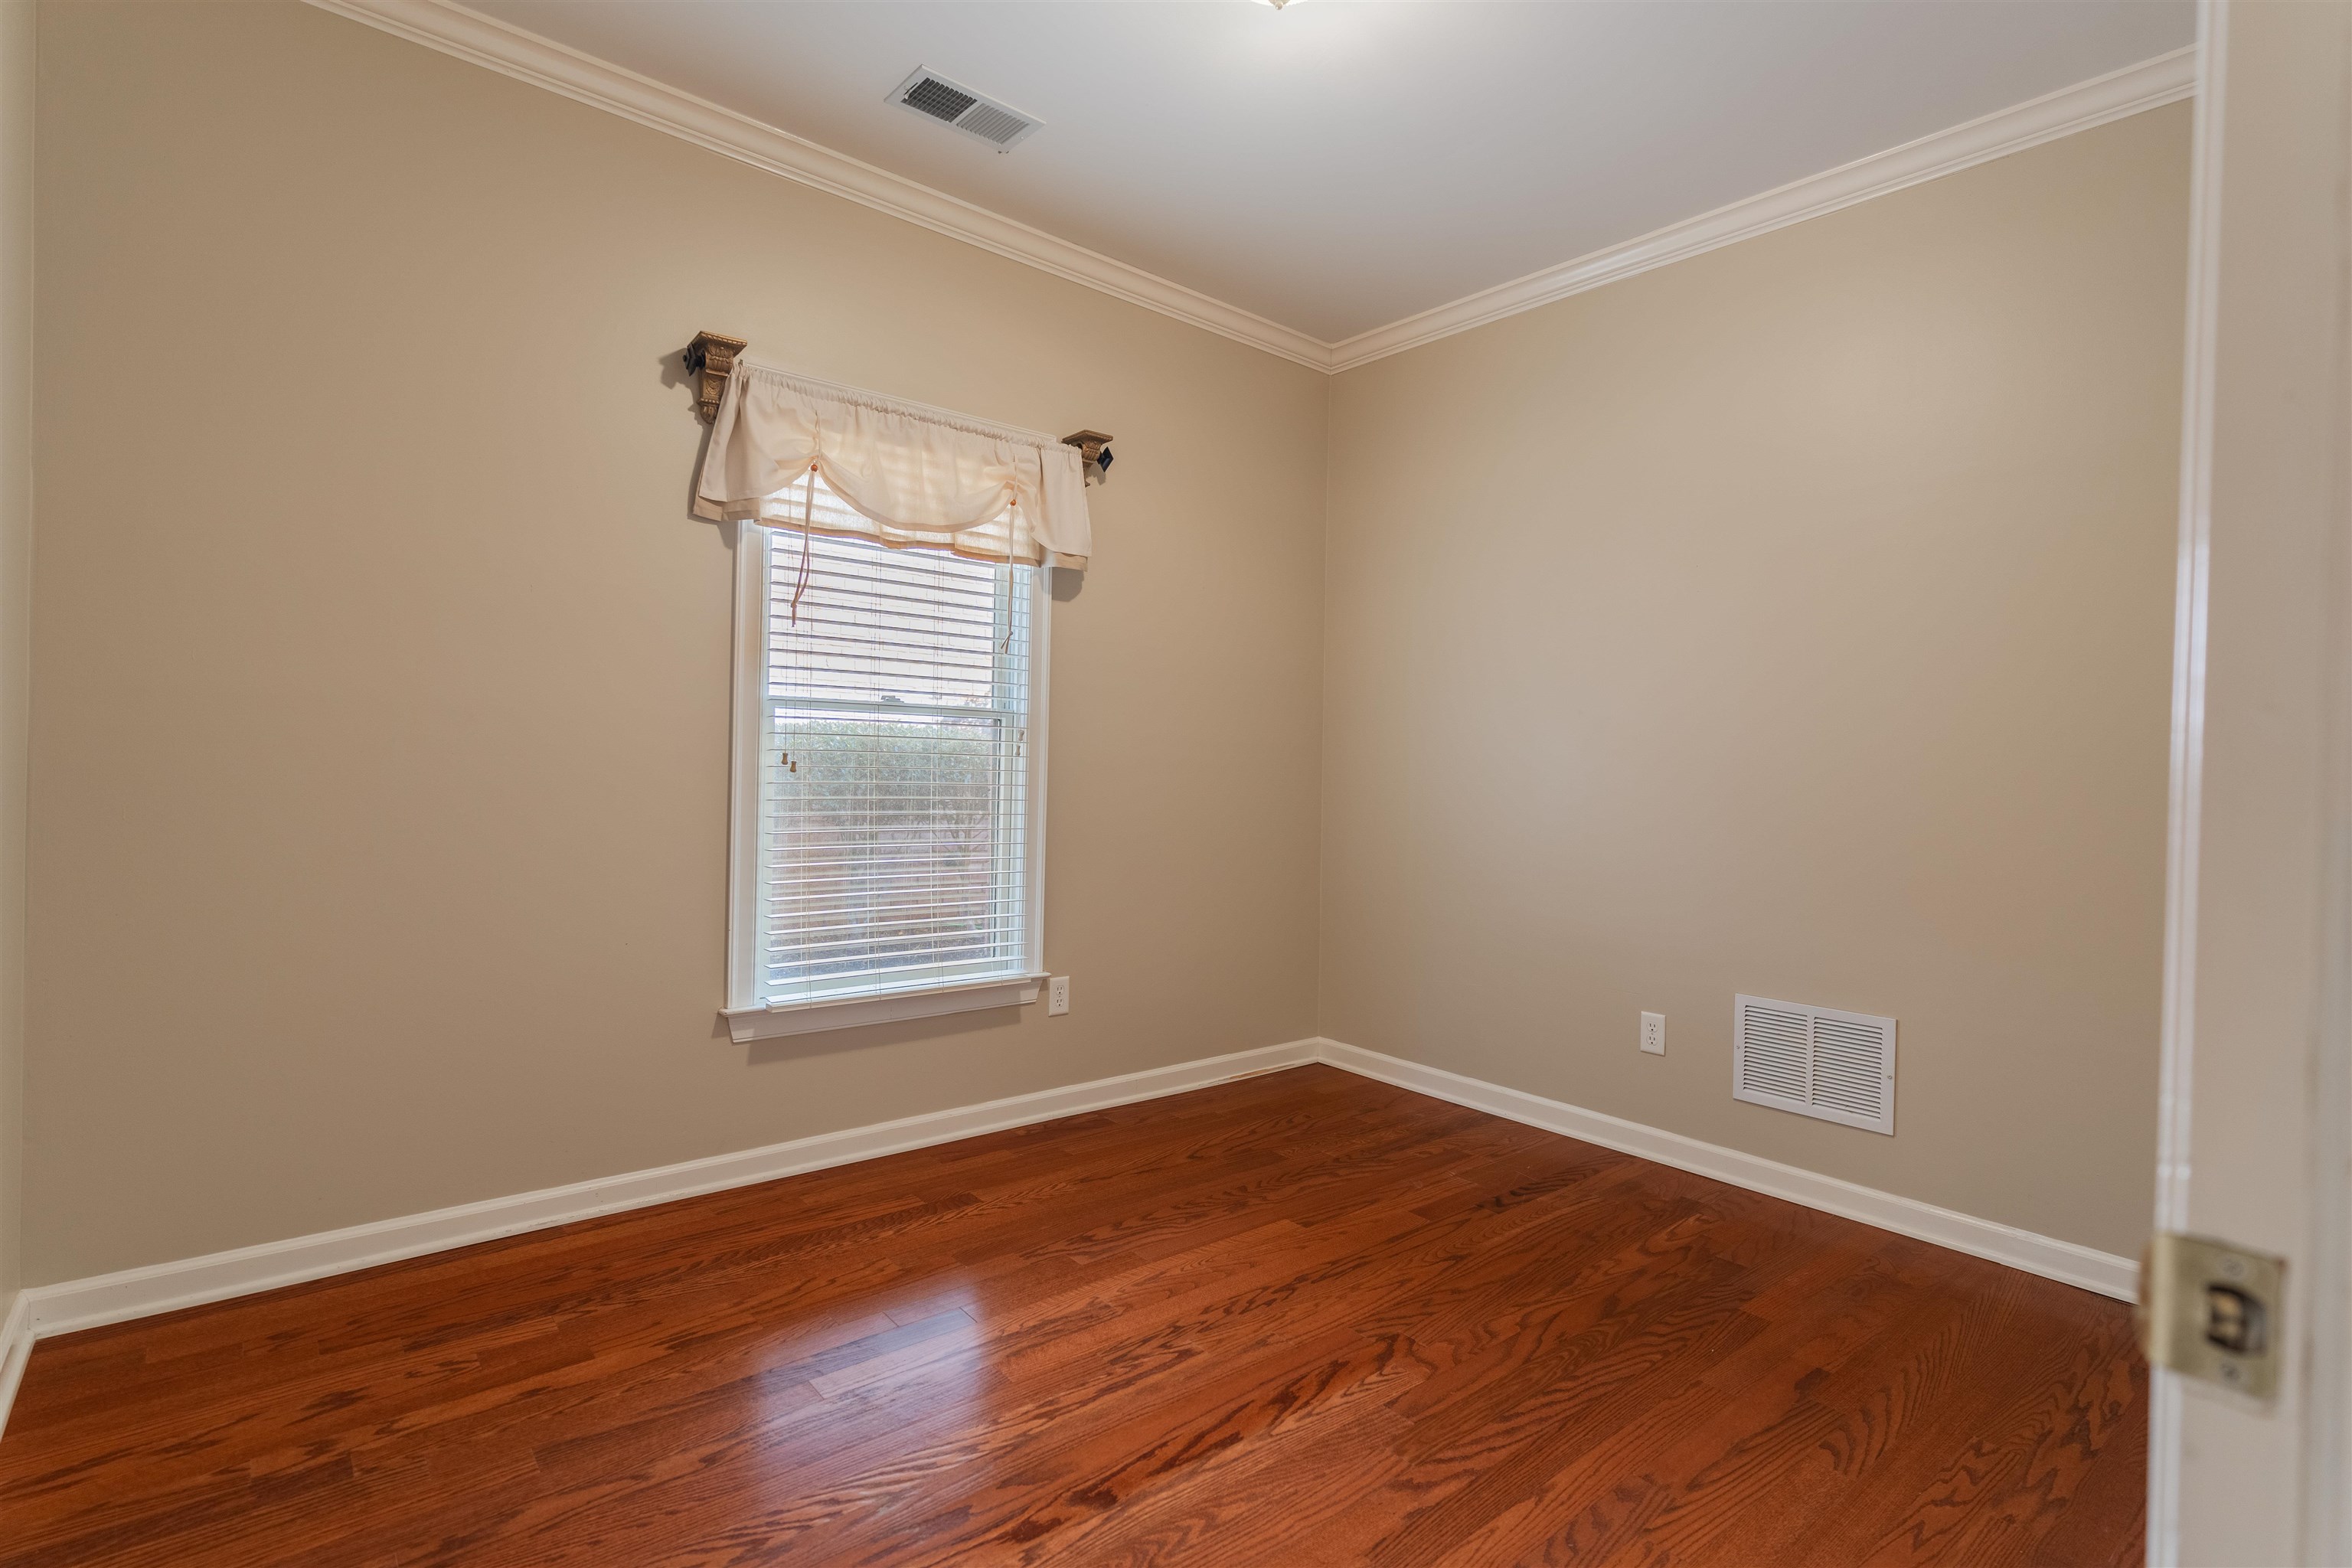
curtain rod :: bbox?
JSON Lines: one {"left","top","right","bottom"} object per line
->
{"left": 684, "top": 330, "right": 1112, "bottom": 483}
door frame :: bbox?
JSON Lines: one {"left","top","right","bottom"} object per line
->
{"left": 2148, "top": 2, "right": 2352, "bottom": 1560}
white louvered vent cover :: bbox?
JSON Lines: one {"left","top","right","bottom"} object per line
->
{"left": 1733, "top": 995, "right": 1896, "bottom": 1135}
{"left": 887, "top": 67, "right": 1043, "bottom": 149}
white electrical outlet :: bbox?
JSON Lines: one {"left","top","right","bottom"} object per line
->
{"left": 1641, "top": 1011, "right": 1666, "bottom": 1055}
{"left": 1047, "top": 975, "right": 1070, "bottom": 1016}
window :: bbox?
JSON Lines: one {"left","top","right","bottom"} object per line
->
{"left": 725, "top": 475, "right": 1048, "bottom": 1039}
{"left": 697, "top": 359, "right": 1088, "bottom": 1040}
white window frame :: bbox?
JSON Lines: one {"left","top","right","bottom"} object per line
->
{"left": 720, "top": 521, "right": 1051, "bottom": 1042}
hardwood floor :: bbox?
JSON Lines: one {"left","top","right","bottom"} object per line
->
{"left": 0, "top": 1065, "right": 2144, "bottom": 1566}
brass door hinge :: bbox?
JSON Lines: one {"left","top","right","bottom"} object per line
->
{"left": 2137, "top": 1231, "right": 2285, "bottom": 1400}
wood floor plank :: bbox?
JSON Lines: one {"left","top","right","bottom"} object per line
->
{"left": 0, "top": 1065, "right": 2144, "bottom": 1565}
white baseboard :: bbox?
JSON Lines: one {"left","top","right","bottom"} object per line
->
{"left": 17, "top": 1037, "right": 1320, "bottom": 1348}
{"left": 0, "top": 1290, "right": 31, "bottom": 1439}
{"left": 0, "top": 1029, "right": 2132, "bottom": 1443}
{"left": 1317, "top": 1039, "right": 2137, "bottom": 1301}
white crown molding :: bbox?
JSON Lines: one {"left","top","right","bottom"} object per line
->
{"left": 302, "top": 0, "right": 1333, "bottom": 371}
{"left": 1318, "top": 1040, "right": 2136, "bottom": 1299}
{"left": 306, "top": 0, "right": 2194, "bottom": 379}
{"left": 1325, "top": 44, "right": 2200, "bottom": 371}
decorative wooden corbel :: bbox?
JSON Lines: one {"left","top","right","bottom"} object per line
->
{"left": 1062, "top": 430, "right": 1113, "bottom": 486}
{"left": 684, "top": 331, "right": 750, "bottom": 423}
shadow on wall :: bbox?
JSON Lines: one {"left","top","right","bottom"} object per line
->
{"left": 739, "top": 1001, "right": 1029, "bottom": 1070}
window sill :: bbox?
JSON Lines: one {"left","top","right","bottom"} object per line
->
{"left": 723, "top": 974, "right": 1047, "bottom": 1042}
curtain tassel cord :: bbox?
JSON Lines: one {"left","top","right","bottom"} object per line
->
{"left": 1001, "top": 497, "right": 1018, "bottom": 653}
{"left": 789, "top": 463, "right": 817, "bottom": 623}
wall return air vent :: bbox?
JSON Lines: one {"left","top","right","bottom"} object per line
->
{"left": 887, "top": 67, "right": 1042, "bottom": 150}
{"left": 1733, "top": 994, "right": 1896, "bottom": 1135}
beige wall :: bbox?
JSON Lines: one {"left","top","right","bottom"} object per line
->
{"left": 0, "top": 0, "right": 28, "bottom": 1313}
{"left": 1321, "top": 106, "right": 2190, "bottom": 1258}
{"left": 24, "top": 2, "right": 1326, "bottom": 1284}
{"left": 24, "top": 2, "right": 2190, "bottom": 1286}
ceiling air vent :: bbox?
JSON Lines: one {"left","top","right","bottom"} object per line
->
{"left": 1733, "top": 995, "right": 1896, "bottom": 1135}
{"left": 887, "top": 67, "right": 1041, "bottom": 150}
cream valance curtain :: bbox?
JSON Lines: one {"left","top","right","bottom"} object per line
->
{"left": 693, "top": 359, "right": 1092, "bottom": 570}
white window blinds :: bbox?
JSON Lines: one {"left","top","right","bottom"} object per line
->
{"left": 740, "top": 475, "right": 1043, "bottom": 1013}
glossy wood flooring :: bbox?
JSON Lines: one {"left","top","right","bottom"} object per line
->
{"left": 0, "top": 1066, "right": 2145, "bottom": 1566}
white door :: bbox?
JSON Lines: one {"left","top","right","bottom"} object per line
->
{"left": 2151, "top": 2, "right": 2352, "bottom": 1562}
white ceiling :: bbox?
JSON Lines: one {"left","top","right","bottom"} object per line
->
{"left": 472, "top": 0, "right": 2194, "bottom": 345}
